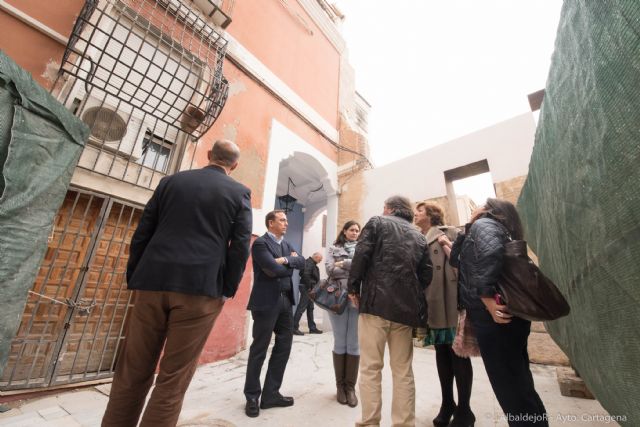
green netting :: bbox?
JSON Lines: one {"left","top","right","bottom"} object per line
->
{"left": 0, "top": 50, "right": 89, "bottom": 375}
{"left": 518, "top": 1, "right": 640, "bottom": 424}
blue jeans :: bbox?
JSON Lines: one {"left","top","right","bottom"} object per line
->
{"left": 328, "top": 303, "right": 359, "bottom": 355}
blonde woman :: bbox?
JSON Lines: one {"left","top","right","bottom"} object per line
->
{"left": 415, "top": 202, "right": 474, "bottom": 427}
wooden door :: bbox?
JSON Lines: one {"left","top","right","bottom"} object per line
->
{"left": 0, "top": 190, "right": 142, "bottom": 390}
{"left": 50, "top": 199, "right": 141, "bottom": 385}
{"left": 1, "top": 190, "right": 107, "bottom": 389}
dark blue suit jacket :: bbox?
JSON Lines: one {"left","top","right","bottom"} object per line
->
{"left": 247, "top": 233, "right": 305, "bottom": 311}
{"left": 126, "top": 166, "right": 252, "bottom": 298}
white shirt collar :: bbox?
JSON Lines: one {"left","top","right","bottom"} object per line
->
{"left": 267, "top": 231, "right": 283, "bottom": 244}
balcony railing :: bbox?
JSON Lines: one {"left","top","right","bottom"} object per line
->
{"left": 52, "top": 0, "right": 230, "bottom": 189}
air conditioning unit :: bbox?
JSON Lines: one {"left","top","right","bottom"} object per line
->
{"left": 66, "top": 82, "right": 180, "bottom": 181}
{"left": 71, "top": 89, "right": 149, "bottom": 161}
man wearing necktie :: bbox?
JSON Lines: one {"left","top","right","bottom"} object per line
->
{"left": 243, "top": 210, "right": 305, "bottom": 417}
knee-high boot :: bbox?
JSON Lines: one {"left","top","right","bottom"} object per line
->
{"left": 344, "top": 354, "right": 360, "bottom": 408}
{"left": 332, "top": 352, "right": 347, "bottom": 404}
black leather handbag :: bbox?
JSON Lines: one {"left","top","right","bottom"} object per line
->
{"left": 498, "top": 239, "right": 570, "bottom": 321}
{"left": 308, "top": 275, "right": 348, "bottom": 315}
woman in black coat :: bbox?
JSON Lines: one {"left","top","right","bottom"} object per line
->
{"left": 449, "top": 198, "right": 548, "bottom": 427}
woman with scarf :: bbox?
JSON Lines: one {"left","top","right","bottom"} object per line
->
{"left": 326, "top": 220, "right": 361, "bottom": 407}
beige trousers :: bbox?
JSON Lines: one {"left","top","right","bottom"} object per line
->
{"left": 356, "top": 313, "right": 415, "bottom": 427}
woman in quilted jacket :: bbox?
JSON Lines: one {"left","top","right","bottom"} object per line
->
{"left": 326, "top": 220, "right": 361, "bottom": 407}
{"left": 450, "top": 198, "right": 548, "bottom": 427}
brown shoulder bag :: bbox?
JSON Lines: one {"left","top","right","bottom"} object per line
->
{"left": 498, "top": 240, "right": 570, "bottom": 322}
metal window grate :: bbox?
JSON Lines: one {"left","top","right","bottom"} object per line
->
{"left": 52, "top": 0, "right": 230, "bottom": 189}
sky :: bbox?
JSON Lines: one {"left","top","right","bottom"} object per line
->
{"left": 453, "top": 172, "right": 495, "bottom": 205}
{"left": 336, "top": 0, "right": 564, "bottom": 167}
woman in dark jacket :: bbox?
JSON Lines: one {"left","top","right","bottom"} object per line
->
{"left": 449, "top": 198, "right": 548, "bottom": 427}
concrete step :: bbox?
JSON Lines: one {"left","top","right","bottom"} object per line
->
{"left": 557, "top": 367, "right": 595, "bottom": 399}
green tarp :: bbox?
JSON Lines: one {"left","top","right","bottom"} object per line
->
{"left": 518, "top": 1, "right": 640, "bottom": 424}
{"left": 0, "top": 50, "right": 89, "bottom": 375}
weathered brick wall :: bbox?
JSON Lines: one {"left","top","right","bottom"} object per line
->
{"left": 495, "top": 175, "right": 527, "bottom": 206}
{"left": 338, "top": 172, "right": 365, "bottom": 228}
{"left": 336, "top": 115, "right": 369, "bottom": 231}
{"left": 418, "top": 196, "right": 456, "bottom": 227}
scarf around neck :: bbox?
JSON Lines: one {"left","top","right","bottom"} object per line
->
{"left": 343, "top": 240, "right": 357, "bottom": 257}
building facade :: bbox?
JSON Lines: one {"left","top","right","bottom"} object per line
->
{"left": 0, "top": 0, "right": 369, "bottom": 392}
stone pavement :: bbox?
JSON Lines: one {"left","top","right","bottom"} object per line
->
{"left": 527, "top": 322, "right": 570, "bottom": 367}
{"left": 0, "top": 331, "right": 615, "bottom": 427}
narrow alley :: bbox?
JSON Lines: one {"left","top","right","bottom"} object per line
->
{"left": 0, "top": 332, "right": 612, "bottom": 427}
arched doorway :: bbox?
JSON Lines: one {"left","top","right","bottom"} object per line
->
{"left": 273, "top": 152, "right": 334, "bottom": 328}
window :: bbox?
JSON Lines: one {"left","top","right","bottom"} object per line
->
{"left": 70, "top": 98, "right": 82, "bottom": 115}
{"left": 138, "top": 130, "right": 173, "bottom": 172}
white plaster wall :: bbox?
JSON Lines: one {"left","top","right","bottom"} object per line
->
{"left": 456, "top": 196, "right": 475, "bottom": 225}
{"left": 361, "top": 113, "right": 537, "bottom": 220}
{"left": 300, "top": 209, "right": 333, "bottom": 332}
{"left": 302, "top": 208, "right": 327, "bottom": 273}
{"left": 253, "top": 119, "right": 338, "bottom": 236}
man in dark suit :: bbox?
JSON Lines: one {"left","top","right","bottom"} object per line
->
{"left": 243, "top": 210, "right": 305, "bottom": 417}
{"left": 293, "top": 252, "right": 323, "bottom": 335}
{"left": 102, "top": 140, "right": 252, "bottom": 427}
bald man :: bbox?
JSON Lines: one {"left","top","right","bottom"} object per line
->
{"left": 293, "top": 252, "right": 323, "bottom": 335}
{"left": 102, "top": 140, "right": 252, "bottom": 427}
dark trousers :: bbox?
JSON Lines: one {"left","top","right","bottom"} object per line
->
{"left": 293, "top": 285, "right": 316, "bottom": 330}
{"left": 102, "top": 290, "right": 224, "bottom": 427}
{"left": 244, "top": 293, "right": 293, "bottom": 400}
{"left": 468, "top": 309, "right": 548, "bottom": 427}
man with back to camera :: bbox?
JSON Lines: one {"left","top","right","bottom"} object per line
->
{"left": 348, "top": 195, "right": 433, "bottom": 427}
{"left": 243, "top": 210, "right": 306, "bottom": 417}
{"left": 101, "top": 140, "right": 252, "bottom": 427}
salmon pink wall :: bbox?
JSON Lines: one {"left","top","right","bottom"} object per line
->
{"left": 0, "top": 1, "right": 83, "bottom": 88}
{"left": 0, "top": 12, "right": 64, "bottom": 88}
{"left": 198, "top": 237, "right": 255, "bottom": 363}
{"left": 5, "top": 0, "right": 83, "bottom": 35}
{"left": 228, "top": 0, "right": 341, "bottom": 128}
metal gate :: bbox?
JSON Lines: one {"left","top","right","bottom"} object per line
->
{"left": 1, "top": 188, "right": 142, "bottom": 390}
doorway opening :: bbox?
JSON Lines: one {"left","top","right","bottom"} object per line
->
{"left": 444, "top": 160, "right": 496, "bottom": 225}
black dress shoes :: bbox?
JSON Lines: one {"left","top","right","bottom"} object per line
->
{"left": 309, "top": 328, "right": 323, "bottom": 334}
{"left": 260, "top": 393, "right": 294, "bottom": 409}
{"left": 245, "top": 398, "right": 260, "bottom": 417}
{"left": 292, "top": 329, "right": 304, "bottom": 335}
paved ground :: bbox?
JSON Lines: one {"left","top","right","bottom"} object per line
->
{"left": 527, "top": 322, "right": 570, "bottom": 367}
{"left": 0, "top": 328, "right": 615, "bottom": 426}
